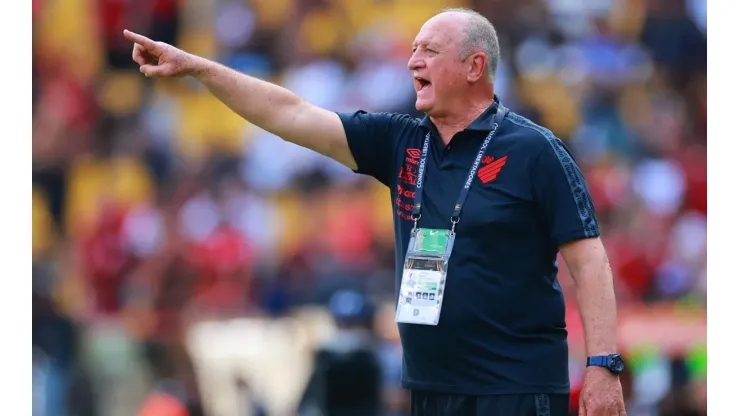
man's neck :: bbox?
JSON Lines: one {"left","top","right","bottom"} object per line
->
{"left": 431, "top": 97, "right": 494, "bottom": 144}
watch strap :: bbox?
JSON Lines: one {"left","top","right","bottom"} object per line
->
{"left": 586, "top": 355, "right": 611, "bottom": 368}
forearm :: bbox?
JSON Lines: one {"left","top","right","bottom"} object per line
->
{"left": 191, "top": 57, "right": 306, "bottom": 138}
{"left": 188, "top": 56, "right": 354, "bottom": 166}
{"left": 572, "top": 257, "right": 618, "bottom": 356}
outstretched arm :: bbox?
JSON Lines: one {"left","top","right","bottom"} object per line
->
{"left": 123, "top": 30, "right": 357, "bottom": 169}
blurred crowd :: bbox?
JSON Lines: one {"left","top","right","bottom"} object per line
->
{"left": 32, "top": 0, "right": 707, "bottom": 415}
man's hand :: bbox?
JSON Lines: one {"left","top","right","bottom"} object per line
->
{"left": 579, "top": 367, "right": 627, "bottom": 416}
{"left": 123, "top": 29, "right": 202, "bottom": 77}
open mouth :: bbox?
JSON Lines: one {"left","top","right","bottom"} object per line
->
{"left": 414, "top": 76, "right": 431, "bottom": 92}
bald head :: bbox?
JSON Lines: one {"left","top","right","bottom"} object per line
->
{"left": 435, "top": 8, "right": 500, "bottom": 82}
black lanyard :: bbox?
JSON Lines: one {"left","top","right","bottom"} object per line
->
{"left": 411, "top": 104, "right": 509, "bottom": 233}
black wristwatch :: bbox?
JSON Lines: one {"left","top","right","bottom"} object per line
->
{"left": 586, "top": 354, "right": 625, "bottom": 375}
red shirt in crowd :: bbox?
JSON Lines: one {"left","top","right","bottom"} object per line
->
{"left": 185, "top": 225, "right": 255, "bottom": 315}
{"left": 79, "top": 205, "right": 131, "bottom": 316}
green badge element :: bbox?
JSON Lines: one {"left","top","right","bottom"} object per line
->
{"left": 415, "top": 228, "right": 449, "bottom": 255}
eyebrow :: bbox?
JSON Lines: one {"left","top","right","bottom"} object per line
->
{"left": 412, "top": 41, "right": 442, "bottom": 50}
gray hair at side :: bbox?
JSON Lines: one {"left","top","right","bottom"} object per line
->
{"left": 439, "top": 7, "right": 500, "bottom": 82}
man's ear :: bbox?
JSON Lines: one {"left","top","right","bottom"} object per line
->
{"left": 466, "top": 52, "right": 487, "bottom": 82}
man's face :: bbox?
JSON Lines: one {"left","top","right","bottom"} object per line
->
{"left": 408, "top": 13, "right": 469, "bottom": 116}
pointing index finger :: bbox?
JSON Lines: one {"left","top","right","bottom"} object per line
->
{"left": 123, "top": 30, "right": 158, "bottom": 51}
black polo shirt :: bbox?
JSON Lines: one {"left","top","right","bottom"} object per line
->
{"left": 337, "top": 98, "right": 600, "bottom": 396}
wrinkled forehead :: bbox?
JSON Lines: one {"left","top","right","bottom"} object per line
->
{"left": 413, "top": 13, "right": 467, "bottom": 50}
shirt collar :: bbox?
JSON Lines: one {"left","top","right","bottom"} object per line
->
{"left": 419, "top": 95, "right": 502, "bottom": 132}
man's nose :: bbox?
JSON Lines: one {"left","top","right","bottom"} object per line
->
{"left": 408, "top": 54, "right": 425, "bottom": 71}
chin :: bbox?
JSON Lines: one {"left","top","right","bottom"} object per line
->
{"left": 415, "top": 98, "right": 434, "bottom": 113}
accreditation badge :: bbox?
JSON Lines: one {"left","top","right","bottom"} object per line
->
{"left": 395, "top": 228, "right": 455, "bottom": 326}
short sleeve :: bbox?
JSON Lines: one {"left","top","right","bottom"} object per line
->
{"left": 531, "top": 136, "right": 600, "bottom": 246}
{"left": 337, "top": 110, "right": 412, "bottom": 186}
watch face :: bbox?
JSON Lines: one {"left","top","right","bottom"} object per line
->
{"left": 612, "top": 355, "right": 625, "bottom": 372}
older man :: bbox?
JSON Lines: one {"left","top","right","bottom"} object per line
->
{"left": 125, "top": 7, "right": 626, "bottom": 416}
